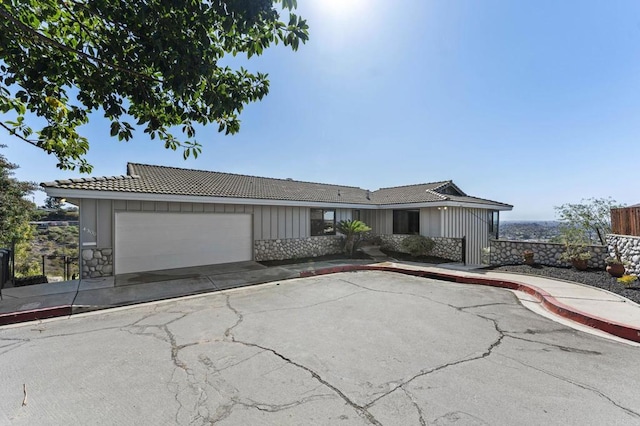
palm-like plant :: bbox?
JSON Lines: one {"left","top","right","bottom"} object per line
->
{"left": 337, "top": 220, "right": 372, "bottom": 257}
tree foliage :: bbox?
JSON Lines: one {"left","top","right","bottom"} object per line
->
{"left": 337, "top": 219, "right": 371, "bottom": 257}
{"left": 0, "top": 146, "right": 39, "bottom": 275}
{"left": 43, "top": 196, "right": 64, "bottom": 210}
{"left": 0, "top": 0, "right": 308, "bottom": 172}
{"left": 554, "top": 198, "right": 624, "bottom": 245}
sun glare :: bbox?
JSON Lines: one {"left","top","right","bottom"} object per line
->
{"left": 314, "top": 0, "right": 367, "bottom": 19}
{"left": 307, "top": 0, "right": 378, "bottom": 47}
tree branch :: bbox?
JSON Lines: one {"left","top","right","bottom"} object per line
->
{"left": 0, "top": 122, "right": 39, "bottom": 148}
{"left": 0, "top": 8, "right": 161, "bottom": 83}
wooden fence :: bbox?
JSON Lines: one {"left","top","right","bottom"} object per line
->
{"left": 611, "top": 206, "right": 640, "bottom": 236}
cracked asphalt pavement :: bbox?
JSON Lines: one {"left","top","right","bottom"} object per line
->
{"left": 1, "top": 271, "right": 639, "bottom": 425}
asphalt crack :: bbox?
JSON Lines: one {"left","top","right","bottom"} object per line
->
{"left": 246, "top": 289, "right": 366, "bottom": 315}
{"left": 401, "top": 387, "right": 427, "bottom": 426}
{"left": 498, "top": 348, "right": 640, "bottom": 419}
{"left": 503, "top": 334, "right": 603, "bottom": 355}
{"left": 223, "top": 295, "right": 382, "bottom": 425}
{"left": 365, "top": 313, "right": 505, "bottom": 410}
{"left": 230, "top": 338, "right": 382, "bottom": 425}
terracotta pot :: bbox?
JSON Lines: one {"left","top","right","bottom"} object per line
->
{"left": 606, "top": 263, "right": 625, "bottom": 278}
{"left": 571, "top": 259, "right": 589, "bottom": 270}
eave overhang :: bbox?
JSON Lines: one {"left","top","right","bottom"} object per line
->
{"left": 44, "top": 187, "right": 513, "bottom": 211}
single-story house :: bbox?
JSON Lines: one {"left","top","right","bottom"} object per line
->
{"left": 42, "top": 163, "right": 512, "bottom": 278}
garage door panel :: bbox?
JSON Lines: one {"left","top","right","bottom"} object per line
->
{"left": 115, "top": 212, "right": 252, "bottom": 274}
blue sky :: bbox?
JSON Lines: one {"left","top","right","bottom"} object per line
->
{"left": 6, "top": 0, "right": 640, "bottom": 220}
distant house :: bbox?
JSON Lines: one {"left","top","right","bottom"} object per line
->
{"left": 42, "top": 163, "right": 512, "bottom": 278}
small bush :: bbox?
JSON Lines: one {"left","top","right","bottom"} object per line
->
{"left": 401, "top": 235, "right": 435, "bottom": 257}
{"left": 617, "top": 275, "right": 638, "bottom": 286}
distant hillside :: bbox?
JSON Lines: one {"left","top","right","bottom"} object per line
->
{"left": 499, "top": 221, "right": 560, "bottom": 242}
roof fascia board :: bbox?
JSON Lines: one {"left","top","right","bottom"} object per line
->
{"left": 43, "top": 188, "right": 378, "bottom": 210}
{"left": 376, "top": 201, "right": 513, "bottom": 211}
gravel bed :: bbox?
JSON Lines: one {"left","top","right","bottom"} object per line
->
{"left": 491, "top": 264, "right": 640, "bottom": 304}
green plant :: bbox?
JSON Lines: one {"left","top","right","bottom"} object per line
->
{"left": 560, "top": 250, "right": 592, "bottom": 262}
{"left": 1, "top": 1, "right": 309, "bottom": 172}
{"left": 617, "top": 275, "right": 638, "bottom": 286}
{"left": 401, "top": 235, "right": 436, "bottom": 257}
{"left": 554, "top": 197, "right": 624, "bottom": 245}
{"left": 605, "top": 244, "right": 628, "bottom": 266}
{"left": 558, "top": 228, "right": 592, "bottom": 263}
{"left": 336, "top": 220, "right": 372, "bottom": 257}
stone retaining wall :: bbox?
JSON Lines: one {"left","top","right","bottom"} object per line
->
{"left": 254, "top": 236, "right": 343, "bottom": 261}
{"left": 378, "top": 235, "right": 463, "bottom": 262}
{"left": 606, "top": 234, "right": 640, "bottom": 275}
{"left": 489, "top": 240, "right": 607, "bottom": 268}
{"left": 81, "top": 247, "right": 113, "bottom": 278}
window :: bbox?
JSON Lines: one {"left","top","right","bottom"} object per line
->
{"left": 393, "top": 210, "right": 420, "bottom": 234}
{"left": 353, "top": 209, "right": 361, "bottom": 221}
{"left": 311, "top": 209, "right": 336, "bottom": 236}
{"left": 489, "top": 210, "right": 499, "bottom": 238}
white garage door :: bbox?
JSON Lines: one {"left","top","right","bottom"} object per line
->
{"left": 115, "top": 212, "right": 252, "bottom": 274}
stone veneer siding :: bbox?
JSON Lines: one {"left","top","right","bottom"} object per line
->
{"left": 489, "top": 240, "right": 607, "bottom": 268}
{"left": 606, "top": 234, "right": 640, "bottom": 275}
{"left": 378, "top": 235, "right": 463, "bottom": 262}
{"left": 254, "top": 236, "right": 343, "bottom": 261}
{"left": 81, "top": 247, "right": 113, "bottom": 278}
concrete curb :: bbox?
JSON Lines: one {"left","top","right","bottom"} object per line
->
{"left": 0, "top": 306, "right": 72, "bottom": 326}
{"left": 300, "top": 265, "right": 640, "bottom": 343}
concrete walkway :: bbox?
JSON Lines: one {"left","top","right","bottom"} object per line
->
{"left": 2, "top": 259, "right": 640, "bottom": 344}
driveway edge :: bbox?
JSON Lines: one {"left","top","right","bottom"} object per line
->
{"left": 0, "top": 306, "right": 72, "bottom": 326}
{"left": 300, "top": 265, "right": 640, "bottom": 343}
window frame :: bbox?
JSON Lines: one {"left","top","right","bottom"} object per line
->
{"left": 310, "top": 208, "right": 336, "bottom": 236}
{"left": 488, "top": 210, "right": 499, "bottom": 238}
{"left": 392, "top": 209, "right": 420, "bottom": 235}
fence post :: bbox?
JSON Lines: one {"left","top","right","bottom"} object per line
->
{"left": 461, "top": 236, "right": 467, "bottom": 265}
{"left": 10, "top": 240, "right": 15, "bottom": 285}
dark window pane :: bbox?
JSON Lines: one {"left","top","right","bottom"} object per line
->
{"left": 311, "top": 209, "right": 336, "bottom": 236}
{"left": 393, "top": 210, "right": 419, "bottom": 234}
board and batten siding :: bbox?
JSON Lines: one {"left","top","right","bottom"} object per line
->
{"left": 419, "top": 208, "right": 441, "bottom": 237}
{"left": 441, "top": 207, "right": 490, "bottom": 265}
{"left": 364, "top": 210, "right": 393, "bottom": 235}
{"left": 79, "top": 198, "right": 112, "bottom": 248}
{"left": 79, "top": 199, "right": 354, "bottom": 247}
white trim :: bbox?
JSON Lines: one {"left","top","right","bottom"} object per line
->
{"left": 44, "top": 188, "right": 377, "bottom": 209}
{"left": 376, "top": 201, "right": 513, "bottom": 211}
{"left": 44, "top": 188, "right": 512, "bottom": 211}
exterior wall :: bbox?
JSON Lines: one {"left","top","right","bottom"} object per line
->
{"left": 79, "top": 199, "right": 355, "bottom": 275}
{"left": 79, "top": 199, "right": 113, "bottom": 278}
{"left": 607, "top": 234, "right": 640, "bottom": 275}
{"left": 81, "top": 247, "right": 113, "bottom": 278}
{"left": 378, "top": 234, "right": 463, "bottom": 262}
{"left": 254, "top": 236, "right": 343, "bottom": 261}
{"left": 489, "top": 240, "right": 607, "bottom": 268}
{"left": 420, "top": 208, "right": 441, "bottom": 236}
{"left": 441, "top": 207, "right": 491, "bottom": 265}
{"left": 363, "top": 210, "right": 392, "bottom": 235}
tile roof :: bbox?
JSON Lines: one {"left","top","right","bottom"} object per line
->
{"left": 42, "top": 163, "right": 512, "bottom": 208}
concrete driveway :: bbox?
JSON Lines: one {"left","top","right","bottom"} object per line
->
{"left": 1, "top": 271, "right": 639, "bottom": 425}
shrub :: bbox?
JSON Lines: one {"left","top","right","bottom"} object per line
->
{"left": 336, "top": 220, "right": 372, "bottom": 257}
{"left": 617, "top": 275, "right": 638, "bottom": 286}
{"left": 401, "top": 235, "right": 435, "bottom": 257}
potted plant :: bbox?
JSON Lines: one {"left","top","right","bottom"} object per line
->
{"left": 559, "top": 241, "right": 592, "bottom": 271}
{"left": 605, "top": 245, "right": 627, "bottom": 278}
{"left": 522, "top": 249, "right": 534, "bottom": 265}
